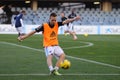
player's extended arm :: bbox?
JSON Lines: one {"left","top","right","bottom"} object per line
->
{"left": 18, "top": 30, "right": 36, "bottom": 41}
{"left": 62, "top": 16, "right": 80, "bottom": 24}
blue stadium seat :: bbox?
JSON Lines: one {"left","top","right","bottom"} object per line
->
{"left": 1, "top": 7, "right": 120, "bottom": 25}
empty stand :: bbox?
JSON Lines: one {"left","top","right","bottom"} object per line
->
{"left": 0, "top": 7, "right": 120, "bottom": 25}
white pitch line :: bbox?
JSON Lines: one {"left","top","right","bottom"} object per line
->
{"left": 0, "top": 41, "right": 93, "bottom": 51}
{"left": 63, "top": 73, "right": 120, "bottom": 76}
{"left": 0, "top": 41, "right": 120, "bottom": 70}
{"left": 0, "top": 73, "right": 119, "bottom": 76}
{"left": 0, "top": 41, "right": 44, "bottom": 52}
{"left": 0, "top": 73, "right": 48, "bottom": 76}
{"left": 63, "top": 41, "right": 94, "bottom": 49}
{"left": 67, "top": 56, "right": 120, "bottom": 69}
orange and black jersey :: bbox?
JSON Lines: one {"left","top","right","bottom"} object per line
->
{"left": 35, "top": 22, "right": 62, "bottom": 47}
{"left": 35, "top": 22, "right": 63, "bottom": 32}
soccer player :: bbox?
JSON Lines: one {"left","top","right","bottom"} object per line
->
{"left": 18, "top": 13, "right": 80, "bottom": 75}
{"left": 60, "top": 12, "right": 78, "bottom": 40}
{"left": 14, "top": 10, "right": 26, "bottom": 37}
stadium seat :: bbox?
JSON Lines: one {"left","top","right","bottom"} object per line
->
{"left": 0, "top": 7, "right": 120, "bottom": 25}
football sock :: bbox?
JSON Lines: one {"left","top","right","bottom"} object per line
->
{"left": 49, "top": 65, "right": 54, "bottom": 71}
{"left": 54, "top": 66, "right": 59, "bottom": 70}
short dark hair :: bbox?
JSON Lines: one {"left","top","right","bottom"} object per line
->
{"left": 61, "top": 11, "right": 64, "bottom": 14}
{"left": 21, "top": 10, "right": 25, "bottom": 13}
{"left": 50, "top": 12, "right": 57, "bottom": 17}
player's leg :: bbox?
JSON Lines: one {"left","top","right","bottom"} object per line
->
{"left": 54, "top": 53, "right": 65, "bottom": 70}
{"left": 64, "top": 24, "right": 69, "bottom": 36}
{"left": 51, "top": 53, "right": 65, "bottom": 76}
{"left": 44, "top": 46, "right": 65, "bottom": 75}
{"left": 21, "top": 26, "right": 26, "bottom": 36}
{"left": 69, "top": 31, "right": 77, "bottom": 40}
{"left": 44, "top": 47, "right": 54, "bottom": 73}
{"left": 68, "top": 23, "right": 77, "bottom": 40}
{"left": 16, "top": 27, "right": 25, "bottom": 36}
{"left": 54, "top": 46, "right": 65, "bottom": 73}
{"left": 52, "top": 46, "right": 65, "bottom": 75}
{"left": 16, "top": 27, "right": 21, "bottom": 37}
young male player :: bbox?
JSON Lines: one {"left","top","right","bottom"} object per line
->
{"left": 60, "top": 12, "right": 78, "bottom": 40}
{"left": 14, "top": 10, "right": 26, "bottom": 37}
{"left": 18, "top": 13, "right": 80, "bottom": 75}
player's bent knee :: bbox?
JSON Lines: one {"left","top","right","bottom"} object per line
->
{"left": 60, "top": 53, "right": 65, "bottom": 59}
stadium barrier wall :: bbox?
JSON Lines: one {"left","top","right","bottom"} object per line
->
{"left": 0, "top": 24, "right": 120, "bottom": 35}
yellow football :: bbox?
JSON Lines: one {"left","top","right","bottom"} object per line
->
{"left": 60, "top": 59, "right": 71, "bottom": 69}
{"left": 84, "top": 33, "right": 88, "bottom": 37}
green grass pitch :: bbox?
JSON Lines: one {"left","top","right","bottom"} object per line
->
{"left": 0, "top": 34, "right": 120, "bottom": 80}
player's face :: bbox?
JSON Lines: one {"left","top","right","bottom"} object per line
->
{"left": 23, "top": 12, "right": 26, "bottom": 15}
{"left": 50, "top": 16, "right": 57, "bottom": 25}
{"left": 60, "top": 13, "right": 64, "bottom": 17}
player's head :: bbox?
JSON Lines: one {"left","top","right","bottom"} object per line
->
{"left": 49, "top": 12, "right": 57, "bottom": 25}
{"left": 60, "top": 12, "right": 65, "bottom": 17}
{"left": 71, "top": 8, "right": 75, "bottom": 13}
{"left": 21, "top": 10, "right": 26, "bottom": 15}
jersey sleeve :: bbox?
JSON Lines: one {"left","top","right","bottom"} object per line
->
{"left": 68, "top": 15, "right": 71, "bottom": 18}
{"left": 58, "top": 22, "right": 63, "bottom": 27}
{"left": 61, "top": 17, "right": 67, "bottom": 21}
{"left": 35, "top": 25, "right": 44, "bottom": 32}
